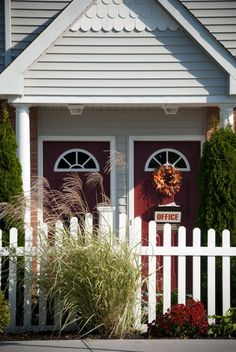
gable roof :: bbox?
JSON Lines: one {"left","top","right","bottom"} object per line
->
{"left": 0, "top": 0, "right": 95, "bottom": 95}
{"left": 179, "top": 0, "right": 236, "bottom": 58}
{"left": 9, "top": 0, "right": 72, "bottom": 62}
{"left": 0, "top": 0, "right": 236, "bottom": 96}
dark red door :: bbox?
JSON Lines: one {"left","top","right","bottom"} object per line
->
{"left": 134, "top": 141, "right": 201, "bottom": 243}
{"left": 134, "top": 141, "right": 201, "bottom": 291}
{"left": 43, "top": 141, "right": 110, "bottom": 214}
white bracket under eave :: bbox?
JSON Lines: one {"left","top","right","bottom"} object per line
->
{"left": 67, "top": 104, "right": 85, "bottom": 115}
{"left": 162, "top": 105, "right": 179, "bottom": 115}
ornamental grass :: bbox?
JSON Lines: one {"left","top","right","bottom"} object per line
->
{"left": 39, "top": 229, "right": 140, "bottom": 338}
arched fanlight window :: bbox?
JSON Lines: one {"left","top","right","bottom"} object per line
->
{"left": 145, "top": 148, "right": 190, "bottom": 171}
{"left": 54, "top": 148, "right": 100, "bottom": 172}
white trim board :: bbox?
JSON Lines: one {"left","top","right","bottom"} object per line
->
{"left": 38, "top": 136, "right": 116, "bottom": 209}
{"left": 9, "top": 96, "right": 236, "bottom": 105}
{"left": 128, "top": 135, "right": 205, "bottom": 221}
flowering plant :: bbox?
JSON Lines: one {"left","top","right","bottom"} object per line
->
{"left": 152, "top": 164, "right": 182, "bottom": 197}
{"left": 148, "top": 299, "right": 209, "bottom": 338}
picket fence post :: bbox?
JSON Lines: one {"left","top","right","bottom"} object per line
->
{"left": 97, "top": 206, "right": 115, "bottom": 237}
{"left": 162, "top": 223, "right": 172, "bottom": 314}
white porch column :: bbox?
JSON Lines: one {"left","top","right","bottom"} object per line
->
{"left": 15, "top": 104, "right": 31, "bottom": 225}
{"left": 219, "top": 106, "right": 234, "bottom": 130}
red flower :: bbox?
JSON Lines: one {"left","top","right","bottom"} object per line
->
{"left": 147, "top": 299, "right": 209, "bottom": 338}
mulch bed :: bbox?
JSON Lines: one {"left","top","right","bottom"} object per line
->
{"left": 0, "top": 332, "right": 82, "bottom": 341}
{"left": 0, "top": 331, "right": 147, "bottom": 341}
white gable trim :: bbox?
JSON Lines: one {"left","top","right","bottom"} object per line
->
{"left": 157, "top": 0, "right": 236, "bottom": 95}
{"left": 0, "top": 0, "right": 95, "bottom": 95}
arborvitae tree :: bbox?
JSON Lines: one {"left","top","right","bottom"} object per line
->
{"left": 0, "top": 104, "right": 23, "bottom": 232}
{"left": 197, "top": 125, "right": 236, "bottom": 244}
{"left": 197, "top": 125, "right": 236, "bottom": 309}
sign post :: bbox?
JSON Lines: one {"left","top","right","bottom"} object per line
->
{"left": 154, "top": 205, "right": 182, "bottom": 291}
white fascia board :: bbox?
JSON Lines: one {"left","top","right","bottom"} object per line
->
{"left": 8, "top": 95, "right": 236, "bottom": 106}
{"left": 157, "top": 0, "right": 236, "bottom": 95}
{"left": 0, "top": 0, "right": 95, "bottom": 95}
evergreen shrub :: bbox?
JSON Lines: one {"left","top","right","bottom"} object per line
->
{"left": 0, "top": 291, "right": 10, "bottom": 332}
{"left": 0, "top": 104, "right": 23, "bottom": 243}
{"left": 197, "top": 125, "right": 236, "bottom": 308}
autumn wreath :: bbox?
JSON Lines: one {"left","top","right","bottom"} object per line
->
{"left": 153, "top": 164, "right": 182, "bottom": 197}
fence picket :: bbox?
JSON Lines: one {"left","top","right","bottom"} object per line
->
{"left": 85, "top": 213, "right": 93, "bottom": 237}
{"left": 178, "top": 226, "right": 186, "bottom": 304}
{"left": 70, "top": 217, "right": 79, "bottom": 239}
{"left": 192, "top": 228, "right": 201, "bottom": 301}
{"left": 222, "top": 229, "right": 230, "bottom": 315}
{"left": 55, "top": 220, "right": 64, "bottom": 248}
{"left": 8, "top": 228, "right": 18, "bottom": 329}
{"left": 38, "top": 223, "right": 48, "bottom": 329}
{"left": 163, "top": 223, "right": 171, "bottom": 314}
{"left": 148, "top": 220, "right": 157, "bottom": 323}
{"left": 131, "top": 217, "right": 142, "bottom": 328}
{"left": 23, "top": 227, "right": 33, "bottom": 329}
{"left": 54, "top": 221, "right": 64, "bottom": 330}
{"left": 207, "top": 229, "right": 216, "bottom": 323}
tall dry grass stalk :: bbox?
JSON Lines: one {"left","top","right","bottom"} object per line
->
{"left": 104, "top": 150, "right": 127, "bottom": 174}
{"left": 0, "top": 172, "right": 111, "bottom": 233}
{"left": 0, "top": 150, "right": 127, "bottom": 231}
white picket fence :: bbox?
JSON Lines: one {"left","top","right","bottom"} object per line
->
{"left": 0, "top": 213, "right": 236, "bottom": 333}
{"left": 130, "top": 217, "right": 236, "bottom": 327}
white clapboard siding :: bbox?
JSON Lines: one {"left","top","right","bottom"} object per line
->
{"left": 180, "top": 0, "right": 236, "bottom": 58}
{"left": 11, "top": 0, "right": 71, "bottom": 58}
{"left": 24, "top": 86, "right": 226, "bottom": 96}
{"left": 27, "top": 53, "right": 214, "bottom": 63}
{"left": 24, "top": 27, "right": 227, "bottom": 98}
{"left": 26, "top": 70, "right": 226, "bottom": 79}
